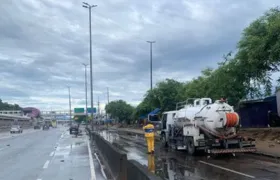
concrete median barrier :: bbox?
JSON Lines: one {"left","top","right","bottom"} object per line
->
{"left": 88, "top": 129, "right": 161, "bottom": 180}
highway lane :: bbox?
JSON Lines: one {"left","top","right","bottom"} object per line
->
{"left": 0, "top": 126, "right": 105, "bottom": 180}
{"left": 99, "top": 130, "right": 280, "bottom": 180}
{"left": 0, "top": 128, "right": 39, "bottom": 140}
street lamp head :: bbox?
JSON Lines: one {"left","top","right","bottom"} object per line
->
{"left": 82, "top": 63, "right": 88, "bottom": 66}
{"left": 82, "top": 2, "right": 89, "bottom": 6}
{"left": 82, "top": 2, "right": 97, "bottom": 8}
{"left": 147, "top": 41, "right": 156, "bottom": 43}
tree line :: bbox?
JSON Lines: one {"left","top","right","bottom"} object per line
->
{"left": 105, "top": 7, "right": 280, "bottom": 123}
{"left": 0, "top": 99, "right": 21, "bottom": 111}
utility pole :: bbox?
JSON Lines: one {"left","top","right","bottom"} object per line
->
{"left": 106, "top": 87, "right": 110, "bottom": 120}
{"left": 82, "top": 2, "right": 97, "bottom": 130}
{"left": 107, "top": 87, "right": 109, "bottom": 104}
{"left": 82, "top": 63, "right": 88, "bottom": 119}
{"left": 67, "top": 86, "right": 72, "bottom": 123}
{"left": 147, "top": 41, "right": 155, "bottom": 91}
{"left": 97, "top": 96, "right": 100, "bottom": 119}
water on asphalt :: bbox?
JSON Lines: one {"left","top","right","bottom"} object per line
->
{"left": 0, "top": 126, "right": 105, "bottom": 180}
{"left": 99, "top": 129, "right": 280, "bottom": 180}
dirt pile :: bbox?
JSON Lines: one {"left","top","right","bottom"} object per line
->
{"left": 239, "top": 128, "right": 280, "bottom": 156}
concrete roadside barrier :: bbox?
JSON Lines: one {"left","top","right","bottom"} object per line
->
{"left": 88, "top": 129, "right": 161, "bottom": 180}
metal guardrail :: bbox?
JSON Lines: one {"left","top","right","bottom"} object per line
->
{"left": 88, "top": 129, "right": 161, "bottom": 180}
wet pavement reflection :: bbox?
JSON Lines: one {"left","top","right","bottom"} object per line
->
{"left": 97, "top": 130, "right": 280, "bottom": 180}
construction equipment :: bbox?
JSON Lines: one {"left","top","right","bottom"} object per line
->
{"left": 160, "top": 98, "right": 256, "bottom": 155}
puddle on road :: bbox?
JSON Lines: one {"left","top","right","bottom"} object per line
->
{"left": 99, "top": 130, "right": 235, "bottom": 180}
{"left": 75, "top": 141, "right": 84, "bottom": 146}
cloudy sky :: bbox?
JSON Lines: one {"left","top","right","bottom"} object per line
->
{"left": 0, "top": 0, "right": 279, "bottom": 111}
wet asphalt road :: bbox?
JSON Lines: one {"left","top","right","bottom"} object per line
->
{"left": 0, "top": 126, "right": 104, "bottom": 180}
{"left": 99, "top": 130, "right": 280, "bottom": 180}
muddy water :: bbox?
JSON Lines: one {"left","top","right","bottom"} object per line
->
{"left": 98, "top": 130, "right": 280, "bottom": 180}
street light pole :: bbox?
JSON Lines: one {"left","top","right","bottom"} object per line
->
{"left": 147, "top": 41, "right": 155, "bottom": 91}
{"left": 82, "top": 63, "right": 88, "bottom": 119}
{"left": 67, "top": 86, "right": 72, "bottom": 123}
{"left": 82, "top": 2, "right": 97, "bottom": 130}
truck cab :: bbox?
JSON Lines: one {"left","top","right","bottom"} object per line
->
{"left": 160, "top": 110, "right": 177, "bottom": 147}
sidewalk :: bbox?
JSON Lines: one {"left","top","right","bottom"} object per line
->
{"left": 113, "top": 127, "right": 280, "bottom": 158}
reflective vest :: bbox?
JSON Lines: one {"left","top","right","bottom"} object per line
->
{"left": 143, "top": 123, "right": 155, "bottom": 138}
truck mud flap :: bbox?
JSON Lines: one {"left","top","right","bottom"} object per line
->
{"left": 208, "top": 148, "right": 257, "bottom": 154}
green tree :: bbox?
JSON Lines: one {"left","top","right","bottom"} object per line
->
{"left": 134, "top": 79, "right": 185, "bottom": 118}
{"left": 236, "top": 7, "right": 280, "bottom": 96}
{"left": 0, "top": 99, "right": 22, "bottom": 110}
{"left": 105, "top": 100, "right": 135, "bottom": 124}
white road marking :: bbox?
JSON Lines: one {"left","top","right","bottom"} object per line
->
{"left": 87, "top": 139, "right": 96, "bottom": 180}
{"left": 37, "top": 179, "right": 42, "bottom": 180}
{"left": 94, "top": 153, "right": 107, "bottom": 179}
{"left": 0, "top": 147, "right": 6, "bottom": 151}
{"left": 199, "top": 161, "right": 255, "bottom": 179}
{"left": 43, "top": 160, "right": 50, "bottom": 169}
{"left": 49, "top": 151, "right": 54, "bottom": 157}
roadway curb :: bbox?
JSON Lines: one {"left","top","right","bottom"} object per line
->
{"left": 250, "top": 151, "right": 280, "bottom": 159}
{"left": 113, "top": 128, "right": 280, "bottom": 158}
{"left": 87, "top": 139, "right": 97, "bottom": 180}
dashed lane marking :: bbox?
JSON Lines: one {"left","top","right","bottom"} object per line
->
{"left": 199, "top": 160, "right": 255, "bottom": 179}
{"left": 49, "top": 151, "right": 54, "bottom": 157}
{"left": 43, "top": 160, "right": 50, "bottom": 169}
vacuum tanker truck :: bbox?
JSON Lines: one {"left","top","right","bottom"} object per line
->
{"left": 160, "top": 98, "right": 256, "bottom": 155}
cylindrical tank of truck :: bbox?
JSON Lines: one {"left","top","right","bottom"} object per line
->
{"left": 161, "top": 98, "right": 256, "bottom": 155}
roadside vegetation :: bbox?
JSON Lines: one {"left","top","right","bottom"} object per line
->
{"left": 0, "top": 99, "right": 21, "bottom": 111}
{"left": 108, "top": 7, "right": 280, "bottom": 123}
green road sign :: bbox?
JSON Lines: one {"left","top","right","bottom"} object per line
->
{"left": 74, "top": 108, "right": 84, "bottom": 113}
{"left": 87, "top": 107, "right": 97, "bottom": 113}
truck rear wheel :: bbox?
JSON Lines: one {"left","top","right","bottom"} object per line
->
{"left": 186, "top": 137, "right": 195, "bottom": 155}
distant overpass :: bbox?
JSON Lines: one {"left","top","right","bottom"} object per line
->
{"left": 0, "top": 110, "right": 23, "bottom": 116}
{"left": 0, "top": 110, "right": 99, "bottom": 122}
{"left": 0, "top": 111, "right": 31, "bottom": 121}
{"left": 41, "top": 110, "right": 72, "bottom": 121}
{"left": 0, "top": 111, "right": 32, "bottom": 130}
{"left": 40, "top": 110, "right": 100, "bottom": 121}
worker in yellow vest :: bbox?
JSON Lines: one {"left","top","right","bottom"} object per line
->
{"left": 143, "top": 121, "right": 155, "bottom": 154}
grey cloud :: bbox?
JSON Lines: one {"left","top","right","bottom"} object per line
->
{"left": 0, "top": 0, "right": 278, "bottom": 110}
{"left": 0, "top": 87, "right": 29, "bottom": 98}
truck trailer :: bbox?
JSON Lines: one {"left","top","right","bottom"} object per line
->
{"left": 160, "top": 98, "right": 256, "bottom": 155}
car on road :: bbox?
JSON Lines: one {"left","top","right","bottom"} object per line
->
{"left": 42, "top": 124, "right": 49, "bottom": 130}
{"left": 69, "top": 123, "right": 79, "bottom": 135}
{"left": 10, "top": 125, "right": 23, "bottom": 134}
{"left": 34, "top": 124, "right": 40, "bottom": 129}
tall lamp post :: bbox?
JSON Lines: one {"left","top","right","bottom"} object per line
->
{"left": 82, "top": 63, "right": 88, "bottom": 120}
{"left": 82, "top": 2, "right": 97, "bottom": 130}
{"left": 147, "top": 41, "right": 155, "bottom": 91}
{"left": 67, "top": 86, "right": 72, "bottom": 123}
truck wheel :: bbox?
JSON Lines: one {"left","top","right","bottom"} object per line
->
{"left": 187, "top": 137, "right": 196, "bottom": 155}
{"left": 160, "top": 133, "right": 168, "bottom": 148}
